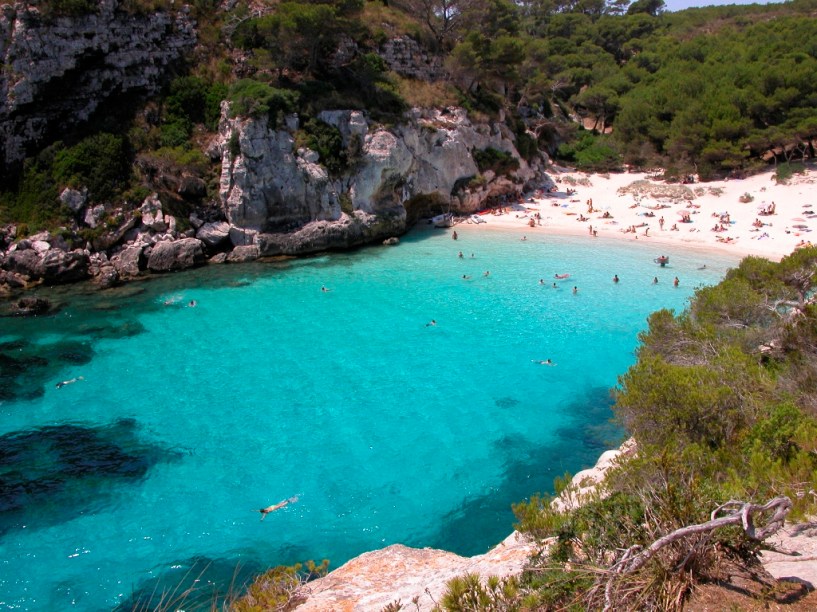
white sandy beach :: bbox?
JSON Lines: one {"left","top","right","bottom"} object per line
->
{"left": 454, "top": 164, "right": 817, "bottom": 262}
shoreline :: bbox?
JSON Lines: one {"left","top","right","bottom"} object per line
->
{"left": 453, "top": 164, "right": 817, "bottom": 262}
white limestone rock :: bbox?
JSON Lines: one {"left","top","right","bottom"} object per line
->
{"left": 59, "top": 187, "right": 87, "bottom": 214}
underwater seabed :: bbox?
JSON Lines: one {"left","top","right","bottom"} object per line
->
{"left": 0, "top": 227, "right": 738, "bottom": 609}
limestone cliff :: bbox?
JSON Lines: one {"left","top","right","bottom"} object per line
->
{"left": 218, "top": 106, "right": 542, "bottom": 257}
{"left": 0, "top": 0, "right": 195, "bottom": 170}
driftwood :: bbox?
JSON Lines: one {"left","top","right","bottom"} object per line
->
{"left": 602, "top": 496, "right": 792, "bottom": 612}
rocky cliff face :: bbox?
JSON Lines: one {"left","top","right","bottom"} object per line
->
{"left": 218, "top": 105, "right": 542, "bottom": 257}
{"left": 0, "top": 103, "right": 545, "bottom": 292}
{"left": 0, "top": 0, "right": 195, "bottom": 170}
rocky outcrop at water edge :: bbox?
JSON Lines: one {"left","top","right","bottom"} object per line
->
{"left": 0, "top": 104, "right": 545, "bottom": 293}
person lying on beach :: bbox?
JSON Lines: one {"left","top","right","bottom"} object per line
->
{"left": 56, "top": 376, "right": 84, "bottom": 389}
{"left": 258, "top": 496, "right": 299, "bottom": 520}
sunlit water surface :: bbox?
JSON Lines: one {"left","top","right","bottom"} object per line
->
{"left": 0, "top": 227, "right": 738, "bottom": 609}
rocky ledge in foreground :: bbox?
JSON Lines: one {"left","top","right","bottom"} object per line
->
{"left": 297, "top": 532, "right": 536, "bottom": 611}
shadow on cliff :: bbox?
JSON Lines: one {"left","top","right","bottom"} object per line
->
{"left": 0, "top": 418, "right": 183, "bottom": 536}
{"left": 426, "top": 385, "right": 625, "bottom": 557}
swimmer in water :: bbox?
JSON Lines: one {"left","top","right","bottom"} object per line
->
{"left": 426, "top": 319, "right": 437, "bottom": 327}
{"left": 258, "top": 496, "right": 299, "bottom": 520}
{"left": 613, "top": 274, "right": 619, "bottom": 283}
{"left": 532, "top": 359, "right": 555, "bottom": 366}
{"left": 321, "top": 286, "right": 331, "bottom": 292}
{"left": 56, "top": 376, "right": 84, "bottom": 389}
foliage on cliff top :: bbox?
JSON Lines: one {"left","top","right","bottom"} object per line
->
{"left": 502, "top": 248, "right": 817, "bottom": 610}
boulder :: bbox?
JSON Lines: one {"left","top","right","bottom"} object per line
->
{"left": 226, "top": 245, "right": 260, "bottom": 263}
{"left": 257, "top": 210, "right": 405, "bottom": 256}
{"left": 94, "top": 265, "right": 120, "bottom": 289}
{"left": 208, "top": 252, "right": 228, "bottom": 264}
{"left": 4, "top": 249, "right": 44, "bottom": 279}
{"left": 197, "top": 221, "right": 231, "bottom": 248}
{"left": 92, "top": 216, "right": 138, "bottom": 252}
{"left": 31, "top": 240, "right": 51, "bottom": 254}
{"left": 0, "top": 270, "right": 27, "bottom": 289}
{"left": 147, "top": 238, "right": 206, "bottom": 272}
{"left": 178, "top": 175, "right": 207, "bottom": 200}
{"left": 59, "top": 188, "right": 88, "bottom": 214}
{"left": 112, "top": 246, "right": 146, "bottom": 278}
{"left": 140, "top": 195, "right": 167, "bottom": 232}
{"left": 41, "top": 249, "right": 90, "bottom": 284}
{"left": 83, "top": 205, "right": 106, "bottom": 229}
{"left": 229, "top": 226, "right": 257, "bottom": 247}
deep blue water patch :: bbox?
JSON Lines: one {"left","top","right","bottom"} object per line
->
{"left": 0, "top": 338, "right": 94, "bottom": 401}
{"left": 0, "top": 419, "right": 181, "bottom": 535}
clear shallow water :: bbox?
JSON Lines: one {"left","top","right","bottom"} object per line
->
{"left": 0, "top": 228, "right": 738, "bottom": 610}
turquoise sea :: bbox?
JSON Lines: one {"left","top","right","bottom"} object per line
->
{"left": 0, "top": 227, "right": 738, "bottom": 610}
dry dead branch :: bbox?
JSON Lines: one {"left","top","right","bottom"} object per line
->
{"left": 601, "top": 496, "right": 792, "bottom": 612}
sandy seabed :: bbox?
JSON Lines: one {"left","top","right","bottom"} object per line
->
{"left": 453, "top": 164, "right": 817, "bottom": 262}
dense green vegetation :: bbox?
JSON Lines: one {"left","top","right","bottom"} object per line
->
{"left": 5, "top": 0, "right": 817, "bottom": 231}
{"left": 460, "top": 248, "right": 817, "bottom": 610}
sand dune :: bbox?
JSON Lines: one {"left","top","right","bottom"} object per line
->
{"left": 455, "top": 164, "right": 817, "bottom": 261}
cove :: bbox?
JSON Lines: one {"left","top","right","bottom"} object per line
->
{"left": 0, "top": 227, "right": 739, "bottom": 610}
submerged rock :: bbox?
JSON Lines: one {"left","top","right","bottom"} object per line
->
{"left": 10, "top": 296, "right": 51, "bottom": 316}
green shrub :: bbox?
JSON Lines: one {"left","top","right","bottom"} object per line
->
{"left": 557, "top": 131, "right": 622, "bottom": 172}
{"left": 473, "top": 147, "right": 519, "bottom": 176}
{"left": 228, "top": 80, "right": 299, "bottom": 123}
{"left": 302, "top": 119, "right": 345, "bottom": 175}
{"left": 53, "top": 133, "right": 131, "bottom": 202}
{"left": 775, "top": 161, "right": 806, "bottom": 184}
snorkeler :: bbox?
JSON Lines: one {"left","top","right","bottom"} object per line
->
{"left": 258, "top": 496, "right": 299, "bottom": 520}
{"left": 56, "top": 376, "right": 84, "bottom": 389}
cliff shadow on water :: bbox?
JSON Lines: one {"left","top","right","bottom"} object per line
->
{"left": 428, "top": 385, "right": 624, "bottom": 557}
